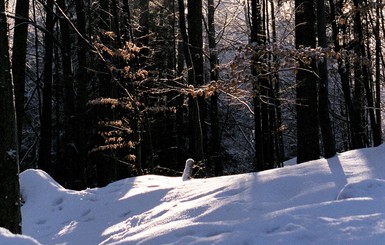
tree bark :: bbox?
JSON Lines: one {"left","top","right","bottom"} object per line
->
{"left": 374, "top": 0, "right": 383, "bottom": 146}
{"left": 12, "top": 0, "right": 30, "bottom": 148}
{"left": 57, "top": 0, "right": 78, "bottom": 188}
{"left": 295, "top": 0, "right": 320, "bottom": 163}
{"left": 0, "top": 0, "right": 22, "bottom": 233}
{"left": 38, "top": 0, "right": 54, "bottom": 172}
{"left": 75, "top": 0, "right": 88, "bottom": 187}
{"left": 316, "top": 0, "right": 336, "bottom": 158}
{"left": 250, "top": 0, "right": 265, "bottom": 171}
{"left": 178, "top": 0, "right": 205, "bottom": 162}
{"left": 208, "top": 0, "right": 222, "bottom": 175}
{"left": 329, "top": 0, "right": 357, "bottom": 149}
{"left": 351, "top": 0, "right": 367, "bottom": 148}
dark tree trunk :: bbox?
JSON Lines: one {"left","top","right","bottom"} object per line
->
{"left": 374, "top": 1, "right": 383, "bottom": 146}
{"left": 295, "top": 0, "right": 320, "bottom": 163}
{"left": 316, "top": 0, "right": 336, "bottom": 158}
{"left": 270, "top": 0, "right": 285, "bottom": 166}
{"left": 178, "top": 0, "right": 205, "bottom": 162}
{"left": 38, "top": 0, "right": 54, "bottom": 173}
{"left": 360, "top": 0, "right": 381, "bottom": 147}
{"left": 75, "top": 0, "right": 88, "bottom": 187}
{"left": 251, "top": 0, "right": 275, "bottom": 169}
{"left": 351, "top": 0, "right": 367, "bottom": 148}
{"left": 139, "top": 0, "right": 149, "bottom": 40}
{"left": 208, "top": 0, "right": 222, "bottom": 175}
{"left": 188, "top": 0, "right": 204, "bottom": 86}
{"left": 12, "top": 0, "right": 30, "bottom": 148}
{"left": 177, "top": 0, "right": 192, "bottom": 69}
{"left": 250, "top": 0, "right": 265, "bottom": 171}
{"left": 176, "top": 1, "right": 188, "bottom": 168}
{"left": 122, "top": 0, "right": 134, "bottom": 42}
{"left": 188, "top": 0, "right": 205, "bottom": 163}
{"left": 0, "top": 0, "right": 22, "bottom": 233}
{"left": 329, "top": 0, "right": 357, "bottom": 149}
{"left": 57, "top": 0, "right": 79, "bottom": 188}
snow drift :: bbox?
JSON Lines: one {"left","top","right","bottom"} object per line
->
{"left": 2, "top": 145, "right": 385, "bottom": 244}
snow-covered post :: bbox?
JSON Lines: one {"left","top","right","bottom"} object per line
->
{"left": 182, "top": 158, "right": 195, "bottom": 181}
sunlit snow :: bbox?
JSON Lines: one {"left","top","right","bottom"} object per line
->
{"left": 3, "top": 145, "right": 385, "bottom": 244}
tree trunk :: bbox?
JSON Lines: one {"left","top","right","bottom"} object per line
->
{"left": 57, "top": 0, "right": 79, "bottom": 188}
{"left": 270, "top": 0, "right": 284, "bottom": 166}
{"left": 351, "top": 0, "right": 367, "bottom": 148}
{"left": 0, "top": 0, "right": 22, "bottom": 233}
{"left": 295, "top": 0, "right": 320, "bottom": 163}
{"left": 250, "top": 0, "right": 265, "bottom": 171}
{"left": 138, "top": 0, "right": 149, "bottom": 46}
{"left": 38, "top": 0, "right": 54, "bottom": 173}
{"left": 208, "top": 0, "right": 222, "bottom": 175}
{"left": 329, "top": 0, "right": 357, "bottom": 149}
{"left": 188, "top": 0, "right": 205, "bottom": 164}
{"left": 178, "top": 0, "right": 205, "bottom": 162}
{"left": 75, "top": 0, "right": 88, "bottom": 187}
{"left": 122, "top": 0, "right": 133, "bottom": 42}
{"left": 316, "top": 0, "right": 336, "bottom": 158}
{"left": 12, "top": 0, "right": 30, "bottom": 149}
{"left": 360, "top": 0, "right": 381, "bottom": 147}
{"left": 374, "top": 1, "right": 383, "bottom": 146}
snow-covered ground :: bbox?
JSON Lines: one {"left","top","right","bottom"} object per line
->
{"left": 3, "top": 144, "right": 385, "bottom": 244}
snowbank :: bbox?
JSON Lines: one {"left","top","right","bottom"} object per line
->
{"left": 17, "top": 144, "right": 385, "bottom": 244}
{"left": 0, "top": 228, "right": 41, "bottom": 245}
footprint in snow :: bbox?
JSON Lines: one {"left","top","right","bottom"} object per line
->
{"left": 35, "top": 219, "right": 47, "bottom": 225}
{"left": 81, "top": 209, "right": 91, "bottom": 217}
{"left": 52, "top": 197, "right": 64, "bottom": 206}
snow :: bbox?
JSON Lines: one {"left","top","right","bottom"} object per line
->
{"left": 182, "top": 158, "right": 194, "bottom": 181}
{"left": 0, "top": 228, "right": 40, "bottom": 245}
{"left": 3, "top": 145, "right": 385, "bottom": 244}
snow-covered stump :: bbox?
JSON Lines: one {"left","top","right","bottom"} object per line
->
{"left": 182, "top": 159, "right": 195, "bottom": 181}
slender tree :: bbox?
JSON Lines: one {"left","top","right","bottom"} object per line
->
{"left": 56, "top": 0, "right": 79, "bottom": 188}
{"left": 38, "top": 0, "right": 54, "bottom": 172}
{"left": 250, "top": 0, "right": 265, "bottom": 171}
{"left": 295, "top": 0, "right": 320, "bottom": 163}
{"left": 373, "top": 0, "right": 383, "bottom": 146}
{"left": 329, "top": 0, "right": 357, "bottom": 149}
{"left": 208, "top": 0, "right": 222, "bottom": 175}
{"left": 317, "top": 0, "right": 336, "bottom": 158}
{"left": 0, "top": 0, "right": 22, "bottom": 233}
{"left": 183, "top": 0, "right": 205, "bottom": 162}
{"left": 351, "top": 0, "right": 367, "bottom": 148}
{"left": 75, "top": 0, "right": 88, "bottom": 186}
{"left": 12, "top": 0, "right": 30, "bottom": 148}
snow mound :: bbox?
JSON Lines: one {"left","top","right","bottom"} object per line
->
{"left": 18, "top": 144, "right": 385, "bottom": 244}
{"left": 0, "top": 228, "right": 41, "bottom": 245}
{"left": 337, "top": 178, "right": 385, "bottom": 200}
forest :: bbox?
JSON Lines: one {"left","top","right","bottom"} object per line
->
{"left": 1, "top": 0, "right": 385, "bottom": 234}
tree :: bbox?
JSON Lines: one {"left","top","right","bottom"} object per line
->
{"left": 185, "top": 0, "right": 205, "bottom": 162}
{"left": 316, "top": 0, "right": 336, "bottom": 158}
{"left": 74, "top": 0, "right": 89, "bottom": 186}
{"left": 38, "top": 0, "right": 54, "bottom": 173}
{"left": 329, "top": 0, "right": 357, "bottom": 149}
{"left": 56, "top": 0, "right": 79, "bottom": 189}
{"left": 373, "top": 0, "right": 383, "bottom": 146}
{"left": 12, "top": 0, "right": 30, "bottom": 149}
{"left": 250, "top": 0, "right": 265, "bottom": 171}
{"left": 295, "top": 0, "right": 320, "bottom": 163}
{"left": 0, "top": 0, "right": 22, "bottom": 233}
{"left": 207, "top": 0, "right": 222, "bottom": 175}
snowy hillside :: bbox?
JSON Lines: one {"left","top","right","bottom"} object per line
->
{"left": 4, "top": 145, "right": 385, "bottom": 244}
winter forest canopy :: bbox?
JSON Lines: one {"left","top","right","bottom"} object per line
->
{"left": 1, "top": 0, "right": 385, "bottom": 235}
